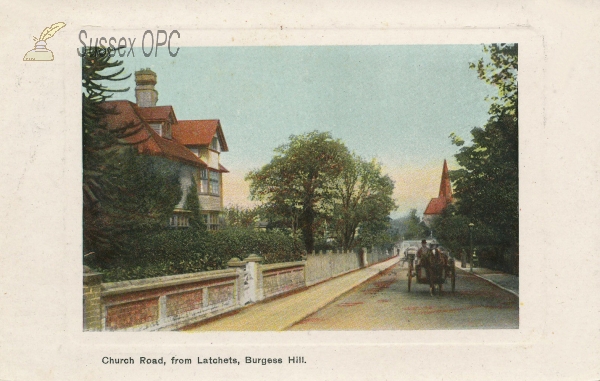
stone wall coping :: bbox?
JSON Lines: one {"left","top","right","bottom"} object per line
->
{"left": 245, "top": 254, "right": 263, "bottom": 262}
{"left": 260, "top": 261, "right": 306, "bottom": 272}
{"left": 227, "top": 257, "right": 247, "bottom": 267}
{"left": 83, "top": 272, "right": 103, "bottom": 285}
{"left": 101, "top": 268, "right": 239, "bottom": 297}
{"left": 306, "top": 250, "right": 355, "bottom": 256}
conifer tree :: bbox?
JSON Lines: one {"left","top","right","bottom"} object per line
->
{"left": 184, "top": 179, "right": 206, "bottom": 231}
{"left": 82, "top": 48, "right": 182, "bottom": 263}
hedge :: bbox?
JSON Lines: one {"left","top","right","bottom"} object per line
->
{"left": 84, "top": 228, "right": 305, "bottom": 282}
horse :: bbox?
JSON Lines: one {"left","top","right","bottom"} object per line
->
{"left": 422, "top": 248, "right": 448, "bottom": 296}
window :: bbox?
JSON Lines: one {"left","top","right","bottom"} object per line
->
{"left": 209, "top": 171, "right": 220, "bottom": 196}
{"left": 210, "top": 136, "right": 219, "bottom": 151}
{"left": 198, "top": 169, "right": 208, "bottom": 194}
{"left": 150, "top": 123, "right": 162, "bottom": 136}
{"left": 169, "top": 213, "right": 189, "bottom": 228}
{"left": 207, "top": 212, "right": 220, "bottom": 231}
{"left": 163, "top": 122, "right": 171, "bottom": 139}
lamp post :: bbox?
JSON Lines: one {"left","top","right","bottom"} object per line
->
{"left": 468, "top": 222, "right": 474, "bottom": 273}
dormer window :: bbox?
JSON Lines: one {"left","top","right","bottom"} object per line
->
{"left": 150, "top": 123, "right": 162, "bottom": 136}
{"left": 210, "top": 135, "right": 220, "bottom": 152}
{"left": 163, "top": 121, "right": 172, "bottom": 139}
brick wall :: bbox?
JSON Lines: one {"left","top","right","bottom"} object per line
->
{"left": 83, "top": 250, "right": 397, "bottom": 331}
{"left": 83, "top": 268, "right": 103, "bottom": 331}
{"left": 97, "top": 269, "right": 241, "bottom": 331}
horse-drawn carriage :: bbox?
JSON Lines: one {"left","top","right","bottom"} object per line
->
{"left": 405, "top": 246, "right": 455, "bottom": 295}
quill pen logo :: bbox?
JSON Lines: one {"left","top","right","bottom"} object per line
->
{"left": 23, "top": 22, "right": 66, "bottom": 61}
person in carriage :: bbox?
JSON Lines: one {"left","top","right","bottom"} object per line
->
{"left": 416, "top": 239, "right": 429, "bottom": 266}
{"left": 407, "top": 240, "right": 456, "bottom": 295}
{"left": 419, "top": 240, "right": 450, "bottom": 295}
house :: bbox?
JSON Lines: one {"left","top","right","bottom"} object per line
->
{"left": 101, "top": 69, "right": 229, "bottom": 230}
{"left": 422, "top": 159, "right": 453, "bottom": 227}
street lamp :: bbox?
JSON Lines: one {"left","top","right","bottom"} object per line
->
{"left": 468, "top": 222, "right": 474, "bottom": 273}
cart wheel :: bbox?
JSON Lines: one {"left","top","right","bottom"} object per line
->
{"left": 407, "top": 263, "right": 412, "bottom": 292}
{"left": 451, "top": 264, "right": 456, "bottom": 293}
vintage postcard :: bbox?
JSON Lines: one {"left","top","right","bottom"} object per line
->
{"left": 1, "top": 2, "right": 599, "bottom": 380}
{"left": 81, "top": 43, "right": 518, "bottom": 333}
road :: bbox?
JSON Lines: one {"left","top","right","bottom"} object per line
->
{"left": 288, "top": 262, "right": 519, "bottom": 330}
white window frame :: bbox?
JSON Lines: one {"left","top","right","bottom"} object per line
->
{"left": 209, "top": 171, "right": 220, "bottom": 196}
{"left": 198, "top": 169, "right": 208, "bottom": 194}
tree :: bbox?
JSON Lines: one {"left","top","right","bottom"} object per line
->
{"left": 184, "top": 179, "right": 206, "bottom": 231}
{"left": 85, "top": 149, "right": 183, "bottom": 260}
{"left": 449, "top": 43, "right": 518, "bottom": 251}
{"left": 246, "top": 131, "right": 350, "bottom": 253}
{"left": 223, "top": 205, "right": 260, "bottom": 229}
{"left": 83, "top": 47, "right": 144, "bottom": 256}
{"left": 400, "top": 209, "right": 428, "bottom": 240}
{"left": 356, "top": 216, "right": 399, "bottom": 251}
{"left": 82, "top": 47, "right": 182, "bottom": 261}
{"left": 429, "top": 204, "right": 470, "bottom": 254}
{"left": 330, "top": 155, "right": 397, "bottom": 250}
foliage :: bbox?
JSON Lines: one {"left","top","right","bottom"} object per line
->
{"left": 449, "top": 43, "right": 518, "bottom": 252}
{"left": 84, "top": 148, "right": 183, "bottom": 263}
{"left": 223, "top": 205, "right": 260, "bottom": 228}
{"left": 211, "top": 228, "right": 305, "bottom": 264}
{"left": 429, "top": 205, "right": 470, "bottom": 254}
{"left": 83, "top": 47, "right": 133, "bottom": 255}
{"left": 246, "top": 131, "right": 350, "bottom": 253}
{"left": 86, "top": 229, "right": 220, "bottom": 281}
{"left": 82, "top": 48, "right": 183, "bottom": 262}
{"left": 246, "top": 131, "right": 398, "bottom": 253}
{"left": 356, "top": 216, "right": 399, "bottom": 252}
{"left": 396, "top": 209, "right": 428, "bottom": 240}
{"left": 330, "top": 156, "right": 397, "bottom": 250}
{"left": 87, "top": 228, "right": 305, "bottom": 282}
{"left": 184, "top": 179, "right": 206, "bottom": 231}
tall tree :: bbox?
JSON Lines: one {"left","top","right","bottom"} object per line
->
{"left": 85, "top": 149, "right": 182, "bottom": 259}
{"left": 330, "top": 155, "right": 397, "bottom": 250}
{"left": 184, "top": 178, "right": 206, "bottom": 231}
{"left": 246, "top": 131, "right": 349, "bottom": 253}
{"left": 82, "top": 48, "right": 182, "bottom": 261}
{"left": 450, "top": 43, "right": 518, "bottom": 250}
{"left": 83, "top": 47, "right": 136, "bottom": 256}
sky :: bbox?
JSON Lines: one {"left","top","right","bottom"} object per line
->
{"left": 110, "top": 45, "right": 496, "bottom": 218}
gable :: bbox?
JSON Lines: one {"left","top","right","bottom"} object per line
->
{"left": 172, "top": 120, "right": 229, "bottom": 152}
{"left": 99, "top": 100, "right": 207, "bottom": 168}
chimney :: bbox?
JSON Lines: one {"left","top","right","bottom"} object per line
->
{"left": 135, "top": 69, "right": 158, "bottom": 107}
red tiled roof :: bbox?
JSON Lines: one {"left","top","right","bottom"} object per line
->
{"left": 145, "top": 130, "right": 207, "bottom": 167}
{"left": 137, "top": 106, "right": 176, "bottom": 123}
{"left": 172, "top": 120, "right": 229, "bottom": 151}
{"left": 423, "top": 197, "right": 450, "bottom": 215}
{"left": 438, "top": 159, "right": 453, "bottom": 201}
{"left": 99, "top": 101, "right": 206, "bottom": 168}
{"left": 219, "top": 163, "right": 229, "bottom": 173}
{"left": 423, "top": 160, "right": 454, "bottom": 216}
